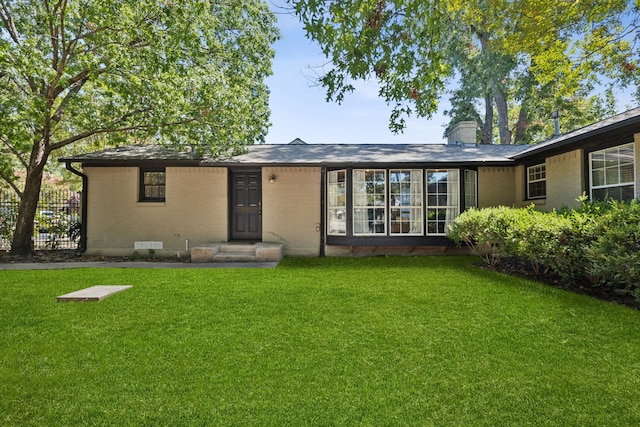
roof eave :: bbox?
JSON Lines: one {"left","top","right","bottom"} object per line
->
{"left": 512, "top": 113, "right": 640, "bottom": 160}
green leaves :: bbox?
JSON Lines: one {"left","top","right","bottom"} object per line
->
{"left": 0, "top": 0, "right": 279, "bottom": 164}
{"left": 448, "top": 201, "right": 640, "bottom": 297}
{"left": 291, "top": 0, "right": 450, "bottom": 132}
{"left": 291, "top": 0, "right": 639, "bottom": 140}
{"left": 1, "top": 0, "right": 279, "bottom": 254}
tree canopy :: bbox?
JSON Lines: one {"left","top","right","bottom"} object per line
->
{"left": 0, "top": 0, "right": 279, "bottom": 254}
{"left": 290, "top": 0, "right": 639, "bottom": 144}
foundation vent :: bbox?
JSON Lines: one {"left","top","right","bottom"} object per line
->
{"left": 134, "top": 241, "right": 163, "bottom": 250}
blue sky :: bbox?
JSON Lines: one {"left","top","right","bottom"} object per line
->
{"left": 263, "top": 3, "right": 637, "bottom": 146}
{"left": 264, "top": 3, "right": 450, "bottom": 145}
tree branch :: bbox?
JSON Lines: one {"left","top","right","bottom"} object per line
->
{"left": 49, "top": 125, "right": 148, "bottom": 151}
{"left": 49, "top": 114, "right": 203, "bottom": 151}
{"left": 0, "top": 169, "right": 23, "bottom": 198}
{"left": 0, "top": 135, "right": 29, "bottom": 169}
{"left": 0, "top": 0, "right": 20, "bottom": 44}
{"left": 44, "top": 0, "right": 59, "bottom": 69}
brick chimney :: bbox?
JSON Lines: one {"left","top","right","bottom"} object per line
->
{"left": 446, "top": 121, "right": 477, "bottom": 145}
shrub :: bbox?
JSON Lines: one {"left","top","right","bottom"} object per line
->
{"left": 588, "top": 200, "right": 640, "bottom": 292}
{"left": 513, "top": 209, "right": 570, "bottom": 276}
{"left": 449, "top": 200, "right": 640, "bottom": 300}
{"left": 447, "top": 206, "right": 522, "bottom": 266}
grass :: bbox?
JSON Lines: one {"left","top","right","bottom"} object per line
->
{"left": 1, "top": 256, "right": 640, "bottom": 426}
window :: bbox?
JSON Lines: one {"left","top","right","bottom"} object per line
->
{"left": 353, "top": 169, "right": 386, "bottom": 235}
{"left": 464, "top": 169, "right": 477, "bottom": 209}
{"left": 140, "top": 168, "right": 166, "bottom": 202}
{"left": 327, "top": 170, "right": 346, "bottom": 235}
{"left": 590, "top": 143, "right": 635, "bottom": 201}
{"left": 389, "top": 170, "right": 423, "bottom": 235}
{"left": 527, "top": 164, "right": 546, "bottom": 199}
{"left": 326, "top": 168, "right": 464, "bottom": 239}
{"left": 426, "top": 170, "right": 459, "bottom": 235}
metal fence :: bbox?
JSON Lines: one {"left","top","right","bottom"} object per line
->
{"left": 0, "top": 190, "right": 81, "bottom": 251}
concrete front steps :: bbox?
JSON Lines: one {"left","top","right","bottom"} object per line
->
{"left": 191, "top": 242, "right": 284, "bottom": 263}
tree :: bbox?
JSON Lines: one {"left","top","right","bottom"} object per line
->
{"left": 444, "top": 0, "right": 637, "bottom": 144}
{"left": 1, "top": 0, "right": 279, "bottom": 255}
{"left": 290, "top": 0, "right": 639, "bottom": 143}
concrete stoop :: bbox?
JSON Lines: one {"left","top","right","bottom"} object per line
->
{"left": 191, "top": 242, "right": 284, "bottom": 263}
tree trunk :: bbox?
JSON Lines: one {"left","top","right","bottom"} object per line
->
{"left": 492, "top": 81, "right": 511, "bottom": 144}
{"left": 10, "top": 143, "right": 49, "bottom": 255}
{"left": 513, "top": 103, "right": 529, "bottom": 144}
{"left": 479, "top": 91, "right": 494, "bottom": 144}
{"left": 476, "top": 30, "right": 509, "bottom": 145}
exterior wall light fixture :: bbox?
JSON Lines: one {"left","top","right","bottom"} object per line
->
{"left": 269, "top": 174, "right": 276, "bottom": 184}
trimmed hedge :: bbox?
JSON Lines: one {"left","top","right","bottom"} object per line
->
{"left": 448, "top": 200, "right": 640, "bottom": 300}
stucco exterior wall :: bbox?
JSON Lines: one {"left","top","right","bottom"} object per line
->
{"left": 477, "top": 166, "right": 516, "bottom": 207}
{"left": 261, "top": 166, "right": 321, "bottom": 256}
{"left": 84, "top": 166, "right": 227, "bottom": 256}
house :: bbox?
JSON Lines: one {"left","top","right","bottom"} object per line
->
{"left": 59, "top": 108, "right": 640, "bottom": 260}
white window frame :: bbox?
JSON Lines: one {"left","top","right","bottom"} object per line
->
{"left": 389, "top": 169, "right": 423, "bottom": 235}
{"left": 327, "top": 170, "right": 347, "bottom": 235}
{"left": 527, "top": 163, "right": 547, "bottom": 200}
{"left": 589, "top": 143, "right": 636, "bottom": 201}
{"left": 352, "top": 169, "right": 387, "bottom": 235}
{"left": 426, "top": 169, "right": 459, "bottom": 236}
{"left": 464, "top": 169, "right": 477, "bottom": 209}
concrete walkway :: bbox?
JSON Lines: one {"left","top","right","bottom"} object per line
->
{"left": 0, "top": 261, "right": 279, "bottom": 270}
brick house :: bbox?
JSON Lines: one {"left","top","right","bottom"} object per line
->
{"left": 60, "top": 108, "right": 640, "bottom": 261}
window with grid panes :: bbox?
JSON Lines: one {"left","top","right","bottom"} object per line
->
{"left": 426, "top": 170, "right": 459, "bottom": 235}
{"left": 527, "top": 164, "right": 546, "bottom": 199}
{"left": 389, "top": 170, "right": 423, "bottom": 235}
{"left": 590, "top": 143, "right": 635, "bottom": 201}
{"left": 353, "top": 169, "right": 386, "bottom": 235}
{"left": 140, "top": 168, "right": 166, "bottom": 202}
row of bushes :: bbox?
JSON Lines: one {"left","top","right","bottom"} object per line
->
{"left": 447, "top": 199, "right": 640, "bottom": 299}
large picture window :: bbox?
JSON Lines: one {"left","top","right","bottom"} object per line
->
{"left": 326, "top": 168, "right": 466, "bottom": 240}
{"left": 140, "top": 168, "right": 166, "bottom": 202}
{"left": 327, "top": 170, "right": 346, "bottom": 235}
{"left": 426, "top": 170, "right": 459, "bottom": 235}
{"left": 527, "top": 164, "right": 547, "bottom": 199}
{"left": 353, "top": 169, "right": 386, "bottom": 235}
{"left": 590, "top": 143, "right": 635, "bottom": 201}
{"left": 389, "top": 170, "right": 423, "bottom": 235}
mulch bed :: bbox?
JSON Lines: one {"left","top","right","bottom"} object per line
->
{"left": 0, "top": 250, "right": 190, "bottom": 264}
{"left": 484, "top": 257, "right": 640, "bottom": 310}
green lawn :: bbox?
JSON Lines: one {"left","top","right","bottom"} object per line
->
{"left": 1, "top": 256, "right": 639, "bottom": 426}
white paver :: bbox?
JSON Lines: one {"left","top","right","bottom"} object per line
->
{"left": 57, "top": 285, "right": 132, "bottom": 302}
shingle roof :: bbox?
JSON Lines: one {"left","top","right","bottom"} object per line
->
{"left": 512, "top": 107, "right": 640, "bottom": 159}
{"left": 59, "top": 144, "right": 202, "bottom": 163}
{"left": 59, "top": 107, "right": 640, "bottom": 166}
{"left": 60, "top": 142, "right": 526, "bottom": 166}
{"left": 205, "top": 143, "right": 525, "bottom": 166}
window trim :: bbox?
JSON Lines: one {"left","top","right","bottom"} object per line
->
{"left": 325, "top": 167, "right": 467, "bottom": 242}
{"left": 327, "top": 169, "right": 347, "bottom": 236}
{"left": 526, "top": 163, "right": 547, "bottom": 200}
{"left": 352, "top": 169, "right": 387, "bottom": 236}
{"left": 425, "top": 169, "right": 459, "bottom": 236}
{"left": 589, "top": 142, "right": 636, "bottom": 201}
{"left": 389, "top": 169, "right": 424, "bottom": 236}
{"left": 463, "top": 169, "right": 478, "bottom": 210}
{"left": 139, "top": 167, "right": 166, "bottom": 203}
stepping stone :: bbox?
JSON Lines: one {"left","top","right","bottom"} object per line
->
{"left": 57, "top": 285, "right": 132, "bottom": 302}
